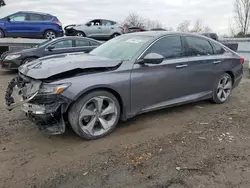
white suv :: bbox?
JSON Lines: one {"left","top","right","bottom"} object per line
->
{"left": 65, "top": 19, "right": 124, "bottom": 40}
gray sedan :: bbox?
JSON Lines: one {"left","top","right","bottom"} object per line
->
{"left": 5, "top": 31, "right": 244, "bottom": 140}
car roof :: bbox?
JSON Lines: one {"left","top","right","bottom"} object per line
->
{"left": 17, "top": 11, "right": 52, "bottom": 16}
{"left": 49, "top": 36, "right": 101, "bottom": 43}
{"left": 125, "top": 31, "right": 214, "bottom": 40}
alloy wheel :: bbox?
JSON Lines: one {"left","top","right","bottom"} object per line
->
{"left": 76, "top": 32, "right": 84, "bottom": 37}
{"left": 216, "top": 75, "right": 232, "bottom": 102}
{"left": 0, "top": 30, "right": 3, "bottom": 38}
{"left": 78, "top": 96, "right": 118, "bottom": 136}
{"left": 46, "top": 31, "right": 56, "bottom": 39}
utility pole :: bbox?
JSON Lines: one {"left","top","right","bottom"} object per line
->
{"left": 0, "top": 0, "right": 6, "bottom": 7}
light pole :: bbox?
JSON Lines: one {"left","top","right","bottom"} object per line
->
{"left": 0, "top": 0, "right": 6, "bottom": 7}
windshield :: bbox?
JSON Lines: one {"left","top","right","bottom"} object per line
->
{"left": 34, "top": 39, "right": 51, "bottom": 48}
{"left": 89, "top": 35, "right": 153, "bottom": 60}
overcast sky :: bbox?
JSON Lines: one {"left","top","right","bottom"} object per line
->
{"left": 0, "top": 0, "right": 234, "bottom": 35}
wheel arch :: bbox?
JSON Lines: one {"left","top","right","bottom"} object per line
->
{"left": 225, "top": 71, "right": 235, "bottom": 85}
{"left": 21, "top": 56, "right": 39, "bottom": 64}
{"left": 0, "top": 28, "right": 5, "bottom": 37}
{"left": 75, "top": 30, "right": 86, "bottom": 36}
{"left": 66, "top": 86, "right": 127, "bottom": 121}
{"left": 43, "top": 29, "right": 56, "bottom": 36}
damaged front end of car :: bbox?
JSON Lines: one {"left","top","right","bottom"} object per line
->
{"left": 5, "top": 73, "right": 72, "bottom": 135}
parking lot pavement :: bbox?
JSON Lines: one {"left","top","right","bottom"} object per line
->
{"left": 0, "top": 71, "right": 250, "bottom": 188}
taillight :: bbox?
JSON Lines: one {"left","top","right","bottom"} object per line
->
{"left": 54, "top": 22, "right": 62, "bottom": 27}
{"left": 240, "top": 57, "right": 245, "bottom": 64}
{"left": 138, "top": 28, "right": 142, "bottom": 32}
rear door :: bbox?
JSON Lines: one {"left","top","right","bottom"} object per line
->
{"left": 131, "top": 35, "right": 190, "bottom": 113}
{"left": 5, "top": 13, "right": 29, "bottom": 37}
{"left": 73, "top": 39, "right": 97, "bottom": 53}
{"left": 182, "top": 35, "right": 223, "bottom": 95}
{"left": 44, "top": 39, "right": 74, "bottom": 56}
{"left": 101, "top": 20, "right": 115, "bottom": 37}
{"left": 26, "top": 13, "right": 44, "bottom": 37}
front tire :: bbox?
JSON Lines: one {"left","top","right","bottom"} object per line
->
{"left": 111, "top": 33, "right": 120, "bottom": 38}
{"left": 0, "top": 29, "right": 4, "bottom": 38}
{"left": 22, "top": 57, "right": 37, "bottom": 65}
{"left": 75, "top": 31, "right": 86, "bottom": 37}
{"left": 68, "top": 90, "right": 121, "bottom": 140}
{"left": 212, "top": 73, "right": 233, "bottom": 104}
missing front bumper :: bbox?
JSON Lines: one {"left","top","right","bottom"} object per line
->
{"left": 5, "top": 75, "right": 70, "bottom": 135}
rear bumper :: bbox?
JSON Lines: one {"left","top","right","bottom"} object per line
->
{"left": 56, "top": 31, "right": 64, "bottom": 37}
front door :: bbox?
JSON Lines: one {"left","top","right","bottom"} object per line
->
{"left": 130, "top": 35, "right": 189, "bottom": 114}
{"left": 84, "top": 20, "right": 103, "bottom": 38}
{"left": 44, "top": 39, "right": 74, "bottom": 56}
{"left": 5, "top": 12, "right": 30, "bottom": 37}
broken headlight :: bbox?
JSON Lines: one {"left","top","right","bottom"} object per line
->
{"left": 38, "top": 83, "right": 71, "bottom": 95}
{"left": 5, "top": 54, "right": 21, "bottom": 60}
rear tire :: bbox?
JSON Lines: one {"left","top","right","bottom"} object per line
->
{"left": 68, "top": 90, "right": 120, "bottom": 140}
{"left": 44, "top": 30, "right": 57, "bottom": 39}
{"left": 211, "top": 73, "right": 233, "bottom": 104}
{"left": 111, "top": 33, "right": 120, "bottom": 38}
{"left": 75, "top": 31, "right": 86, "bottom": 37}
{"left": 0, "top": 29, "right": 4, "bottom": 38}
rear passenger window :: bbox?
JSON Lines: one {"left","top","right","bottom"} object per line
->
{"left": 145, "top": 36, "right": 183, "bottom": 59}
{"left": 213, "top": 42, "right": 225, "bottom": 54}
{"left": 42, "top": 15, "right": 52, "bottom": 21}
{"left": 185, "top": 36, "right": 213, "bottom": 56}
{"left": 75, "top": 40, "right": 89, "bottom": 47}
{"left": 29, "top": 14, "right": 43, "bottom": 21}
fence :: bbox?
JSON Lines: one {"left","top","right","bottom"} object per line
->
{"left": 220, "top": 38, "right": 250, "bottom": 61}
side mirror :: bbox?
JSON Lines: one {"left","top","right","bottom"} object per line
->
{"left": 86, "top": 23, "right": 91, "bottom": 27}
{"left": 139, "top": 53, "right": 164, "bottom": 64}
{"left": 47, "top": 46, "right": 55, "bottom": 51}
{"left": 7, "top": 17, "right": 11, "bottom": 22}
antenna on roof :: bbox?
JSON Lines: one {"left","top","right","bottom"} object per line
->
{"left": 0, "top": 0, "right": 6, "bottom": 7}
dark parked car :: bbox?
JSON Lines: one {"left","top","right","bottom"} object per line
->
{"left": 126, "top": 27, "right": 147, "bottom": 33}
{"left": 5, "top": 32, "right": 243, "bottom": 140}
{"left": 0, "top": 11, "right": 63, "bottom": 39}
{"left": 0, "top": 36, "right": 101, "bottom": 69}
{"left": 199, "top": 32, "right": 219, "bottom": 41}
{"left": 151, "top": 28, "right": 167, "bottom": 31}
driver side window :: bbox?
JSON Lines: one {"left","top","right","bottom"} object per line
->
{"left": 144, "top": 36, "right": 183, "bottom": 59}
{"left": 50, "top": 40, "right": 73, "bottom": 49}
{"left": 9, "top": 13, "right": 27, "bottom": 21}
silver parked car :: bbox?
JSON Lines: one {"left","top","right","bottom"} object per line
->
{"left": 65, "top": 19, "right": 124, "bottom": 40}
{"left": 5, "top": 32, "right": 244, "bottom": 140}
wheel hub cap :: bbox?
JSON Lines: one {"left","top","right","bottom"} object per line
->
{"left": 78, "top": 96, "right": 118, "bottom": 136}
{"left": 216, "top": 76, "right": 232, "bottom": 102}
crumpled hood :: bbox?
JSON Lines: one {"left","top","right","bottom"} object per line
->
{"left": 18, "top": 52, "right": 122, "bottom": 80}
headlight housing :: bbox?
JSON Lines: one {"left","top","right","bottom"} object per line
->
{"left": 38, "top": 83, "right": 71, "bottom": 95}
{"left": 5, "top": 54, "right": 21, "bottom": 60}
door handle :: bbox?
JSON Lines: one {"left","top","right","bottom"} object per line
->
{"left": 213, "top": 60, "right": 222, "bottom": 64}
{"left": 176, "top": 64, "right": 188, "bottom": 69}
{"left": 98, "top": 27, "right": 101, "bottom": 29}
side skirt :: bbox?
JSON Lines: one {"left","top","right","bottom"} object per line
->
{"left": 140, "top": 91, "right": 212, "bottom": 114}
